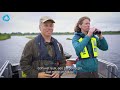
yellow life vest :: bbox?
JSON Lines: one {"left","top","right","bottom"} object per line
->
{"left": 21, "top": 71, "right": 27, "bottom": 78}
{"left": 78, "top": 37, "right": 98, "bottom": 58}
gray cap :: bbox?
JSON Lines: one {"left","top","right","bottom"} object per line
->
{"left": 40, "top": 16, "right": 55, "bottom": 24}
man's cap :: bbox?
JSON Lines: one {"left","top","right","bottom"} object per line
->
{"left": 40, "top": 16, "right": 55, "bottom": 24}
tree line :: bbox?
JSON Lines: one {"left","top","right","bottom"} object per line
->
{"left": 0, "top": 31, "right": 120, "bottom": 35}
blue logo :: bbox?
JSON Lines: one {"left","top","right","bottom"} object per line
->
{"left": 2, "top": 14, "right": 10, "bottom": 22}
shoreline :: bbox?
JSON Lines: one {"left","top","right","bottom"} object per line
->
{"left": 1, "top": 34, "right": 120, "bottom": 41}
{"left": 0, "top": 34, "right": 11, "bottom": 41}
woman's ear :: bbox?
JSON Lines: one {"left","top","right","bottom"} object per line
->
{"left": 78, "top": 24, "right": 81, "bottom": 29}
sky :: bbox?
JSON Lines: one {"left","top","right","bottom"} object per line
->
{"left": 0, "top": 12, "right": 120, "bottom": 33}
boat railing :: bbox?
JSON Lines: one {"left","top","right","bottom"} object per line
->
{"left": 0, "top": 60, "right": 12, "bottom": 78}
{"left": 98, "top": 58, "right": 119, "bottom": 78}
{"left": 66, "top": 58, "right": 119, "bottom": 78}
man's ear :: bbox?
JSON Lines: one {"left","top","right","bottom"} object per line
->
{"left": 39, "top": 25, "right": 41, "bottom": 31}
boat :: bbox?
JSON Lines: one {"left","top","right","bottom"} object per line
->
{"left": 66, "top": 38, "right": 72, "bottom": 40}
{"left": 0, "top": 52, "right": 119, "bottom": 78}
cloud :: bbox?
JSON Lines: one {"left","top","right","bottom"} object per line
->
{"left": 0, "top": 12, "right": 120, "bottom": 33}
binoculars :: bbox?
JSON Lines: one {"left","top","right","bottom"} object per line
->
{"left": 93, "top": 29, "right": 101, "bottom": 35}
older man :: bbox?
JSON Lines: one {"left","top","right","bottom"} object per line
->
{"left": 20, "top": 16, "right": 66, "bottom": 78}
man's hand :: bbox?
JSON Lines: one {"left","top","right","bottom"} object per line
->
{"left": 38, "top": 72, "right": 52, "bottom": 78}
{"left": 51, "top": 71, "right": 60, "bottom": 78}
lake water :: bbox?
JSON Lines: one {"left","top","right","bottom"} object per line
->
{"left": 0, "top": 35, "right": 120, "bottom": 76}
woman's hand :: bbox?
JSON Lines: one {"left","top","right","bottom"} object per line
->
{"left": 96, "top": 29, "right": 103, "bottom": 39}
{"left": 87, "top": 27, "right": 96, "bottom": 37}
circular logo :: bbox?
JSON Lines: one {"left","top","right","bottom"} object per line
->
{"left": 2, "top": 14, "right": 10, "bottom": 22}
